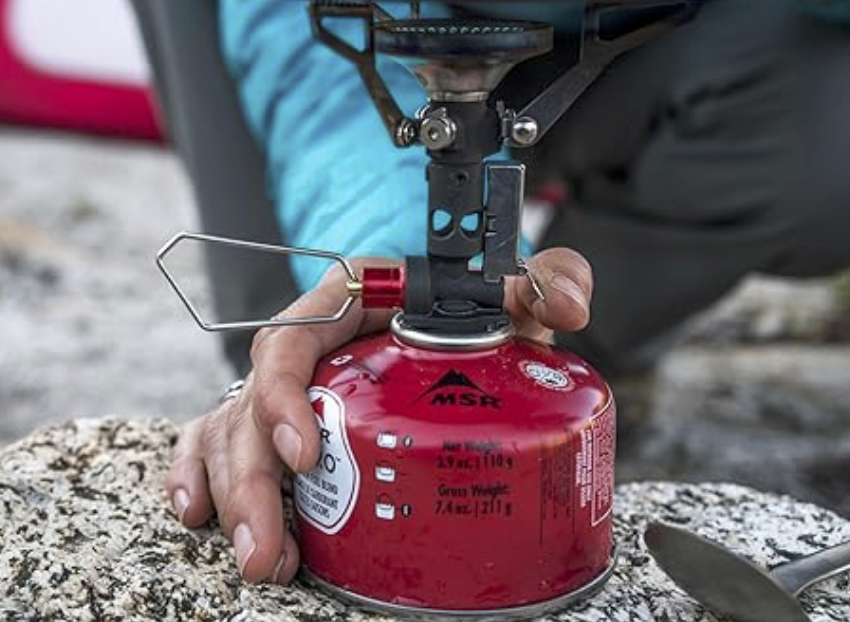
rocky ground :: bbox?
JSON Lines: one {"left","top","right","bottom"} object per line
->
{"left": 3, "top": 418, "right": 849, "bottom": 621}
{"left": 1, "top": 128, "right": 849, "bottom": 517}
{"left": 0, "top": 129, "right": 231, "bottom": 440}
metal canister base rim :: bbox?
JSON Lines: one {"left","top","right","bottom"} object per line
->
{"left": 300, "top": 545, "right": 618, "bottom": 622}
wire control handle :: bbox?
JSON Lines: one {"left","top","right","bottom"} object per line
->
{"left": 156, "top": 232, "right": 405, "bottom": 332}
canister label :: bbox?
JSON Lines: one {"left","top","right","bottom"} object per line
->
{"left": 590, "top": 406, "right": 615, "bottom": 526}
{"left": 295, "top": 387, "right": 360, "bottom": 534}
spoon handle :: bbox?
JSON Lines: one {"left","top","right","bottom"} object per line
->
{"left": 771, "top": 540, "right": 850, "bottom": 596}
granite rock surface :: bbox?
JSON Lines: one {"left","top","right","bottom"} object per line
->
{"left": 1, "top": 418, "right": 849, "bottom": 621}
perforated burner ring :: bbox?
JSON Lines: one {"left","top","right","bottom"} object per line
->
{"left": 374, "top": 19, "right": 553, "bottom": 62}
{"left": 374, "top": 19, "right": 553, "bottom": 101}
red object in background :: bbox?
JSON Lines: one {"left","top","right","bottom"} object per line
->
{"left": 297, "top": 327, "right": 616, "bottom": 614}
{"left": 0, "top": 0, "right": 163, "bottom": 141}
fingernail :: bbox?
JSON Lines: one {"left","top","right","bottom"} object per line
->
{"left": 233, "top": 523, "right": 256, "bottom": 576}
{"left": 273, "top": 424, "right": 303, "bottom": 471}
{"left": 551, "top": 275, "right": 588, "bottom": 312}
{"left": 271, "top": 552, "right": 288, "bottom": 584}
{"left": 172, "top": 488, "right": 190, "bottom": 523}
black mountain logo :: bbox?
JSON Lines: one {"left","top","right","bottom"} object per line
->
{"left": 414, "top": 369, "right": 500, "bottom": 409}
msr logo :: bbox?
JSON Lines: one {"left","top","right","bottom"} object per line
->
{"left": 415, "top": 369, "right": 501, "bottom": 409}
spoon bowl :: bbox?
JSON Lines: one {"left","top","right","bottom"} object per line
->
{"left": 644, "top": 522, "right": 850, "bottom": 622}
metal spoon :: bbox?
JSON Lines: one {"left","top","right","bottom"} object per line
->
{"left": 644, "top": 522, "right": 850, "bottom": 622}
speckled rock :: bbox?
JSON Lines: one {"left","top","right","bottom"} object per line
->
{"left": 1, "top": 418, "right": 849, "bottom": 621}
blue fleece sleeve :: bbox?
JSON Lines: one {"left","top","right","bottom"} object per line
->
{"left": 219, "top": 1, "right": 436, "bottom": 291}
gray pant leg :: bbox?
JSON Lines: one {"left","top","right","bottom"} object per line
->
{"left": 130, "top": 0, "right": 298, "bottom": 376}
{"left": 535, "top": 0, "right": 850, "bottom": 374}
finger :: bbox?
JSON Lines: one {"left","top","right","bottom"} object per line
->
{"left": 166, "top": 417, "right": 215, "bottom": 527}
{"left": 200, "top": 402, "right": 234, "bottom": 528}
{"left": 250, "top": 260, "right": 397, "bottom": 473}
{"left": 271, "top": 524, "right": 301, "bottom": 585}
{"left": 220, "top": 396, "right": 289, "bottom": 583}
{"left": 506, "top": 247, "right": 593, "bottom": 336}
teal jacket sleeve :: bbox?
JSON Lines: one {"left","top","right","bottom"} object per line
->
{"left": 219, "top": 1, "right": 437, "bottom": 291}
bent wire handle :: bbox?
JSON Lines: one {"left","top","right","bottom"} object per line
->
{"left": 156, "top": 232, "right": 359, "bottom": 332}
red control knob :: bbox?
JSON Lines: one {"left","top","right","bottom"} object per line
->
{"left": 361, "top": 266, "right": 405, "bottom": 309}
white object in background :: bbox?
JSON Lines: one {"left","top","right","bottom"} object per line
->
{"left": 8, "top": 0, "right": 149, "bottom": 85}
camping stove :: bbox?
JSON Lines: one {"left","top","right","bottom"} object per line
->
{"left": 158, "top": 1, "right": 697, "bottom": 618}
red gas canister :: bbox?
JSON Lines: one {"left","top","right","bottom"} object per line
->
{"left": 295, "top": 316, "right": 616, "bottom": 617}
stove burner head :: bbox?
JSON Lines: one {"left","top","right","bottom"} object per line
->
{"left": 374, "top": 19, "right": 553, "bottom": 101}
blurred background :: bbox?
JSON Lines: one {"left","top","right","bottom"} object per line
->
{"left": 0, "top": 0, "right": 231, "bottom": 443}
{"left": 1, "top": 0, "right": 848, "bottom": 518}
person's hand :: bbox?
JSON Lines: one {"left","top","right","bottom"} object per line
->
{"left": 166, "top": 248, "right": 592, "bottom": 585}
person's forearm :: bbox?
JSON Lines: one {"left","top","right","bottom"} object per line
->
{"left": 219, "top": 1, "right": 435, "bottom": 291}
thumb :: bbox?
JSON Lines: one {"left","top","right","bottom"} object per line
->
{"left": 505, "top": 247, "right": 593, "bottom": 339}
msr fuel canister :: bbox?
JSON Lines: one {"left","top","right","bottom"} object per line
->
{"left": 298, "top": 316, "right": 616, "bottom": 617}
